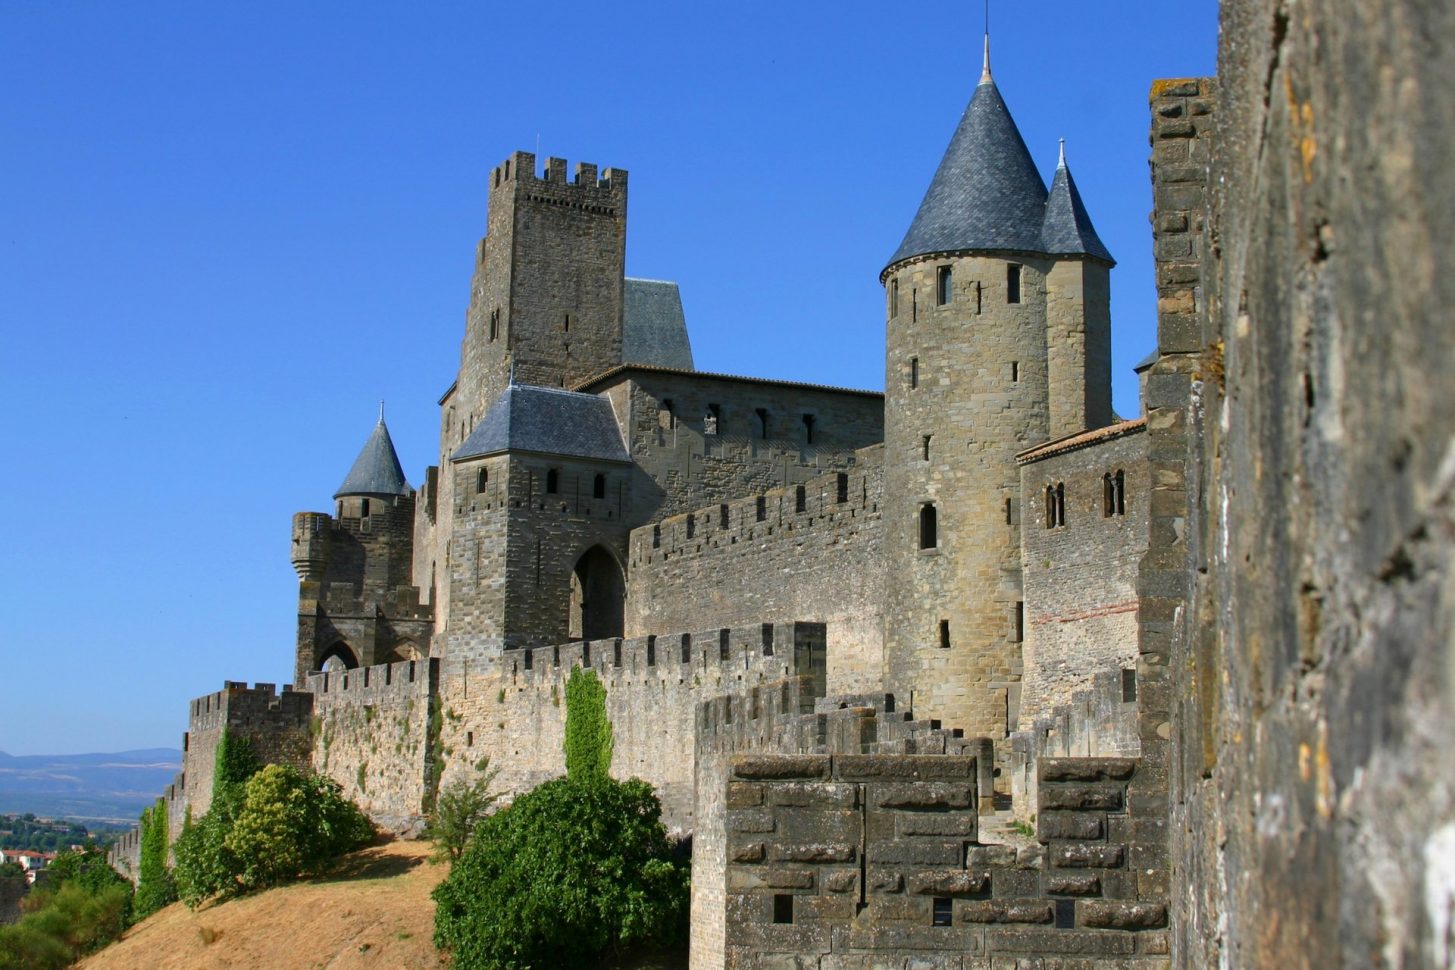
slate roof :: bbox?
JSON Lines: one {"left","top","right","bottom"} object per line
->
{"left": 1041, "top": 149, "right": 1115, "bottom": 264}
{"left": 623, "top": 278, "right": 695, "bottom": 371}
{"left": 334, "top": 418, "right": 411, "bottom": 498}
{"left": 887, "top": 76, "right": 1114, "bottom": 272}
{"left": 1015, "top": 417, "right": 1146, "bottom": 464}
{"left": 888, "top": 77, "right": 1049, "bottom": 269}
{"left": 451, "top": 384, "right": 630, "bottom": 464}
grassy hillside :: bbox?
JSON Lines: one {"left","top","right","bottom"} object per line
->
{"left": 76, "top": 840, "right": 447, "bottom": 970}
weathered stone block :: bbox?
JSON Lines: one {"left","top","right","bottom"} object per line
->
{"left": 867, "top": 839, "right": 963, "bottom": 866}
{"left": 959, "top": 900, "right": 1054, "bottom": 924}
{"left": 981, "top": 928, "right": 1136, "bottom": 955}
{"left": 866, "top": 868, "right": 903, "bottom": 893}
{"left": 769, "top": 842, "right": 856, "bottom": 863}
{"left": 1039, "top": 758, "right": 1136, "bottom": 782}
{"left": 769, "top": 782, "right": 858, "bottom": 808}
{"left": 733, "top": 755, "right": 831, "bottom": 780}
{"left": 1046, "top": 872, "right": 1101, "bottom": 896}
{"left": 823, "top": 869, "right": 858, "bottom": 893}
{"left": 898, "top": 812, "right": 977, "bottom": 837}
{"left": 1039, "top": 784, "right": 1124, "bottom": 812}
{"left": 906, "top": 869, "right": 991, "bottom": 896}
{"left": 964, "top": 844, "right": 1018, "bottom": 868}
{"left": 1079, "top": 900, "right": 1168, "bottom": 929}
{"left": 727, "top": 782, "right": 765, "bottom": 808}
{"left": 836, "top": 755, "right": 974, "bottom": 781}
{"left": 875, "top": 783, "right": 975, "bottom": 810}
{"left": 989, "top": 867, "right": 1041, "bottom": 899}
{"left": 1050, "top": 843, "right": 1125, "bottom": 868}
{"left": 1038, "top": 812, "right": 1105, "bottom": 841}
{"left": 731, "top": 841, "right": 766, "bottom": 863}
{"left": 731, "top": 809, "right": 778, "bottom": 834}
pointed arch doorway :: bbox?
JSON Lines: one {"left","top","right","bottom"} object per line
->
{"left": 569, "top": 546, "right": 625, "bottom": 641}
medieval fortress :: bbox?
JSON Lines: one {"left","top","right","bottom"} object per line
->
{"left": 112, "top": 3, "right": 1455, "bottom": 967}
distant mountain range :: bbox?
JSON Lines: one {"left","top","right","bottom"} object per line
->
{"left": 0, "top": 748, "right": 183, "bottom": 824}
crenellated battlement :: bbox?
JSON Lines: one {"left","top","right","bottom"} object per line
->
{"left": 304, "top": 657, "right": 437, "bottom": 699}
{"left": 489, "top": 151, "right": 627, "bottom": 199}
{"left": 629, "top": 453, "right": 882, "bottom": 567}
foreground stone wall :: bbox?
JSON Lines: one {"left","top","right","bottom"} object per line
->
{"left": 721, "top": 754, "right": 1168, "bottom": 969}
{"left": 626, "top": 449, "right": 885, "bottom": 696}
{"left": 1156, "top": 1, "right": 1455, "bottom": 964}
{"left": 0, "top": 877, "right": 25, "bottom": 925}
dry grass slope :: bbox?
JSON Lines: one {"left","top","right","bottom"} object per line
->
{"left": 77, "top": 840, "right": 447, "bottom": 970}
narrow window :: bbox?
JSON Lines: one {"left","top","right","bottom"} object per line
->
{"left": 936, "top": 265, "right": 953, "bottom": 305}
{"left": 467, "top": 731, "right": 474, "bottom": 747}
{"left": 1005, "top": 497, "right": 1013, "bottom": 524}
{"left": 704, "top": 403, "right": 720, "bottom": 435}
{"left": 593, "top": 473, "right": 606, "bottom": 499}
{"left": 919, "top": 503, "right": 938, "bottom": 549}
{"left": 801, "top": 414, "right": 815, "bottom": 444}
{"left": 719, "top": 503, "right": 729, "bottom": 528}
{"left": 1046, "top": 485, "right": 1056, "bottom": 529}
{"left": 659, "top": 399, "right": 676, "bottom": 430}
{"left": 1103, "top": 473, "right": 1115, "bottom": 516}
{"left": 646, "top": 635, "right": 657, "bottom": 667}
{"left": 1122, "top": 668, "right": 1138, "bottom": 702}
{"left": 975, "top": 281, "right": 983, "bottom": 314}
{"left": 681, "top": 633, "right": 692, "bottom": 664}
{"left": 836, "top": 473, "right": 849, "bottom": 504}
{"left": 1013, "top": 601, "right": 1024, "bottom": 642}
{"left": 563, "top": 312, "right": 570, "bottom": 332}
{"left": 795, "top": 485, "right": 807, "bottom": 514}
{"left": 546, "top": 469, "right": 559, "bottom": 494}
{"left": 912, "top": 287, "right": 918, "bottom": 322}
{"left": 910, "top": 357, "right": 919, "bottom": 389}
{"left": 1054, "top": 899, "right": 1076, "bottom": 929}
{"left": 932, "top": 897, "right": 953, "bottom": 927}
{"left": 361, "top": 499, "right": 370, "bottom": 517}
{"left": 939, "top": 620, "right": 951, "bottom": 649}
{"left": 614, "top": 641, "right": 622, "bottom": 666}
{"left": 761, "top": 623, "right": 774, "bottom": 655}
{"left": 652, "top": 524, "right": 661, "bottom": 549}
{"left": 1007, "top": 264, "right": 1022, "bottom": 304}
{"left": 476, "top": 467, "right": 489, "bottom": 493}
{"left": 890, "top": 278, "right": 899, "bottom": 317}
{"left": 1048, "top": 482, "right": 1065, "bottom": 527}
{"left": 686, "top": 513, "right": 696, "bottom": 539}
{"left": 524, "top": 649, "right": 533, "bottom": 671}
{"left": 922, "top": 435, "right": 932, "bottom": 461}
{"left": 1115, "top": 470, "right": 1126, "bottom": 516}
{"left": 1011, "top": 361, "right": 1019, "bottom": 383}
{"left": 719, "top": 628, "right": 730, "bottom": 661}
{"left": 489, "top": 308, "right": 499, "bottom": 342}
{"left": 1056, "top": 482, "right": 1066, "bottom": 526}
{"left": 755, "top": 408, "right": 769, "bottom": 439}
{"left": 756, "top": 495, "right": 767, "bottom": 522}
{"left": 773, "top": 895, "right": 794, "bottom": 925}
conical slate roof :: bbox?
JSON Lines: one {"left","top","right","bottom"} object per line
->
{"left": 334, "top": 417, "right": 410, "bottom": 498}
{"left": 452, "top": 384, "right": 630, "bottom": 464}
{"left": 887, "top": 76, "right": 1049, "bottom": 270}
{"left": 1040, "top": 148, "right": 1114, "bottom": 264}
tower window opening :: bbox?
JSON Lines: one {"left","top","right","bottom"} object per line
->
{"left": 932, "top": 897, "right": 953, "bottom": 927}
{"left": 755, "top": 408, "right": 769, "bottom": 439}
{"left": 705, "top": 403, "right": 720, "bottom": 435}
{"left": 1007, "top": 264, "right": 1022, "bottom": 304}
{"left": 1005, "top": 497, "right": 1014, "bottom": 524}
{"left": 910, "top": 356, "right": 919, "bottom": 389}
{"left": 1013, "top": 601, "right": 1025, "bottom": 642}
{"left": 1104, "top": 469, "right": 1126, "bottom": 516}
{"left": 795, "top": 485, "right": 807, "bottom": 514}
{"left": 836, "top": 472, "right": 849, "bottom": 504}
{"left": 975, "top": 281, "right": 983, "bottom": 314}
{"left": 719, "top": 628, "right": 730, "bottom": 661}
{"left": 361, "top": 499, "right": 371, "bottom": 517}
{"left": 546, "top": 469, "right": 560, "bottom": 494}
{"left": 563, "top": 313, "right": 570, "bottom": 332}
{"left": 681, "top": 633, "right": 692, "bottom": 664}
{"left": 773, "top": 894, "right": 794, "bottom": 925}
{"left": 686, "top": 513, "right": 696, "bottom": 539}
{"left": 922, "top": 435, "right": 932, "bottom": 461}
{"left": 1011, "top": 361, "right": 1019, "bottom": 383}
{"left": 1045, "top": 482, "right": 1065, "bottom": 528}
{"left": 719, "top": 503, "right": 729, "bottom": 528}
{"left": 660, "top": 399, "right": 676, "bottom": 430}
{"left": 802, "top": 413, "right": 815, "bottom": 444}
{"left": 646, "top": 635, "right": 656, "bottom": 667}
{"left": 936, "top": 265, "right": 953, "bottom": 305}
{"left": 939, "top": 620, "right": 951, "bottom": 649}
{"left": 1122, "top": 668, "right": 1138, "bottom": 702}
{"left": 919, "top": 503, "right": 938, "bottom": 549}
{"left": 489, "top": 308, "right": 499, "bottom": 342}
{"left": 890, "top": 278, "right": 899, "bottom": 317}
{"left": 912, "top": 287, "right": 918, "bottom": 322}
{"left": 476, "top": 468, "right": 489, "bottom": 493}
{"left": 756, "top": 495, "right": 767, "bottom": 522}
{"left": 652, "top": 524, "right": 661, "bottom": 549}
{"left": 593, "top": 473, "right": 606, "bottom": 500}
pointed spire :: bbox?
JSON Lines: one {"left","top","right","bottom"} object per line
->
{"left": 1041, "top": 143, "right": 1115, "bottom": 264}
{"left": 334, "top": 412, "right": 411, "bottom": 499}
{"left": 981, "top": 32, "right": 992, "bottom": 83}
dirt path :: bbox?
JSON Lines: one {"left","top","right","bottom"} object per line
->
{"left": 78, "top": 840, "right": 449, "bottom": 970}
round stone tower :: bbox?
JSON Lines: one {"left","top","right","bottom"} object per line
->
{"left": 881, "top": 41, "right": 1115, "bottom": 738}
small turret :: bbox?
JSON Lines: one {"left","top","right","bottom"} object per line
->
{"left": 335, "top": 407, "right": 411, "bottom": 502}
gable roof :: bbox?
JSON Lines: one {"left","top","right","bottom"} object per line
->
{"left": 451, "top": 384, "right": 630, "bottom": 464}
{"left": 334, "top": 418, "right": 410, "bottom": 498}
{"left": 623, "top": 278, "right": 695, "bottom": 370}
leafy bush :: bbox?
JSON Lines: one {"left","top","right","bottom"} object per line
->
{"left": 563, "top": 667, "right": 613, "bottom": 779}
{"left": 175, "top": 764, "right": 374, "bottom": 905}
{"left": 433, "top": 775, "right": 689, "bottom": 969}
{"left": 0, "top": 865, "right": 133, "bottom": 970}
{"left": 134, "top": 799, "right": 176, "bottom": 918}
{"left": 425, "top": 759, "right": 500, "bottom": 863}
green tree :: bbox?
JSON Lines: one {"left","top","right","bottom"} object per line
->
{"left": 425, "top": 758, "right": 500, "bottom": 863}
{"left": 133, "top": 799, "right": 176, "bottom": 918}
{"left": 563, "top": 667, "right": 613, "bottom": 779}
{"left": 433, "top": 775, "right": 689, "bottom": 969}
{"left": 0, "top": 862, "right": 21, "bottom": 879}
{"left": 0, "top": 848, "right": 133, "bottom": 969}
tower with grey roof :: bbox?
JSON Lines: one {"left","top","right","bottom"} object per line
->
{"left": 879, "top": 41, "right": 1116, "bottom": 738}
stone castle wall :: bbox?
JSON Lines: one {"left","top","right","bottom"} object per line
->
{"left": 626, "top": 448, "right": 886, "bottom": 696}
{"left": 306, "top": 660, "right": 439, "bottom": 834}
{"left": 1017, "top": 424, "right": 1149, "bottom": 762}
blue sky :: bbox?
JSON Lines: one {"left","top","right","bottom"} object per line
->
{"left": 0, "top": 1, "right": 1218, "bottom": 755}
